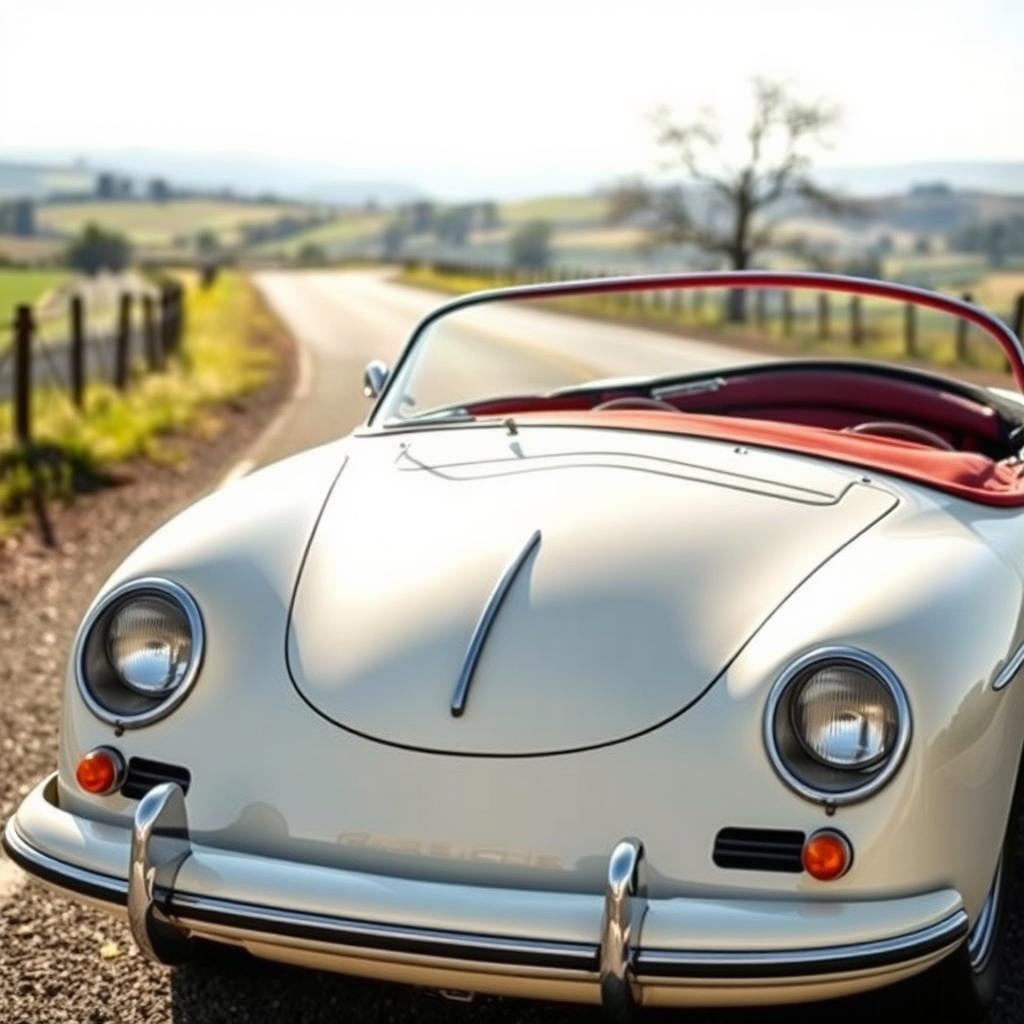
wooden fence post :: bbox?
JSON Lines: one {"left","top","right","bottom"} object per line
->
{"left": 69, "top": 294, "right": 86, "bottom": 409}
{"left": 160, "top": 286, "right": 173, "bottom": 357}
{"left": 13, "top": 304, "right": 33, "bottom": 444}
{"left": 904, "top": 303, "right": 918, "bottom": 357}
{"left": 754, "top": 289, "right": 767, "bottom": 329}
{"left": 172, "top": 283, "right": 185, "bottom": 352}
{"left": 142, "top": 294, "right": 159, "bottom": 370}
{"left": 850, "top": 295, "right": 863, "bottom": 347}
{"left": 114, "top": 292, "right": 133, "bottom": 390}
{"left": 817, "top": 293, "right": 831, "bottom": 340}
{"left": 782, "top": 290, "right": 794, "bottom": 337}
{"left": 160, "top": 284, "right": 180, "bottom": 357}
{"left": 1014, "top": 293, "right": 1024, "bottom": 341}
{"left": 955, "top": 293, "right": 973, "bottom": 364}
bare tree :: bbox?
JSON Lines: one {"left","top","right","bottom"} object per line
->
{"left": 611, "top": 79, "right": 844, "bottom": 320}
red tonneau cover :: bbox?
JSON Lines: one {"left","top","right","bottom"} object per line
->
{"left": 517, "top": 410, "right": 1024, "bottom": 508}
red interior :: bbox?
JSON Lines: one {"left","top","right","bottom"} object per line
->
{"left": 469, "top": 366, "right": 1024, "bottom": 507}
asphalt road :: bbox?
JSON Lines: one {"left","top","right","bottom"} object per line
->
{"left": 3, "top": 268, "right": 1021, "bottom": 1022}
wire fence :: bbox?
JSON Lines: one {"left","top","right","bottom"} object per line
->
{"left": 0, "top": 278, "right": 185, "bottom": 445}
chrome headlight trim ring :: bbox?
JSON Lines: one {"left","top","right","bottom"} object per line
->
{"left": 74, "top": 577, "right": 205, "bottom": 729}
{"left": 763, "top": 646, "right": 912, "bottom": 806}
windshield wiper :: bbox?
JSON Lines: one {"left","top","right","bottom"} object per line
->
{"left": 651, "top": 376, "right": 727, "bottom": 399}
{"left": 549, "top": 371, "right": 729, "bottom": 400}
{"left": 383, "top": 391, "right": 558, "bottom": 428}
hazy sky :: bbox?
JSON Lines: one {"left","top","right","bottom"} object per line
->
{"left": 1, "top": 0, "right": 1022, "bottom": 197}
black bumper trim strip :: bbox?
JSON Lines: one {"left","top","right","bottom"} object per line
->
{"left": 636, "top": 912, "right": 969, "bottom": 978}
{"left": 3, "top": 817, "right": 128, "bottom": 907}
{"left": 172, "top": 893, "right": 598, "bottom": 971}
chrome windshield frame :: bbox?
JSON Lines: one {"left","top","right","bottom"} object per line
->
{"left": 368, "top": 270, "right": 1024, "bottom": 428}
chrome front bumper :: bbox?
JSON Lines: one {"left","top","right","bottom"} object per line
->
{"left": 4, "top": 775, "right": 970, "bottom": 1011}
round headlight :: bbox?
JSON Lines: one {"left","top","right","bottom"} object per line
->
{"left": 106, "top": 596, "right": 193, "bottom": 696}
{"left": 764, "top": 647, "right": 911, "bottom": 805}
{"left": 75, "top": 578, "right": 204, "bottom": 728}
{"left": 791, "top": 664, "right": 898, "bottom": 769}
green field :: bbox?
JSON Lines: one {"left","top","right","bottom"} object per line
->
{"left": 0, "top": 268, "right": 68, "bottom": 328}
{"left": 499, "top": 194, "right": 609, "bottom": 226}
{"left": 249, "top": 211, "right": 389, "bottom": 258}
{"left": 959, "top": 270, "right": 1024, "bottom": 314}
{"left": 0, "top": 234, "right": 65, "bottom": 264}
{"left": 37, "top": 199, "right": 315, "bottom": 248}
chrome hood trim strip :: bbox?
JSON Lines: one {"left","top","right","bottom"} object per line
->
{"left": 993, "top": 640, "right": 1024, "bottom": 691}
{"left": 450, "top": 529, "right": 542, "bottom": 718}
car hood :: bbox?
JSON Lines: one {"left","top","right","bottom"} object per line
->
{"left": 286, "top": 425, "right": 897, "bottom": 755}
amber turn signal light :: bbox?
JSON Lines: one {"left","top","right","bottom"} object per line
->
{"left": 802, "top": 829, "right": 852, "bottom": 881}
{"left": 75, "top": 747, "right": 125, "bottom": 795}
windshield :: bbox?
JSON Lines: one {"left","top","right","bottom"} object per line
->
{"left": 372, "top": 275, "right": 1022, "bottom": 426}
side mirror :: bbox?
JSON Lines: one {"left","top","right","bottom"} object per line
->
{"left": 363, "top": 360, "right": 389, "bottom": 399}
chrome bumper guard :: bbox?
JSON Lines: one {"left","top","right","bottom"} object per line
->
{"left": 3, "top": 782, "right": 971, "bottom": 1014}
{"left": 127, "top": 782, "right": 193, "bottom": 964}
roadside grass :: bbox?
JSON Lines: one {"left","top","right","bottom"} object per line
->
{"left": 0, "top": 271, "right": 276, "bottom": 535}
{"left": 0, "top": 269, "right": 69, "bottom": 327}
{"left": 398, "top": 265, "right": 1012, "bottom": 380}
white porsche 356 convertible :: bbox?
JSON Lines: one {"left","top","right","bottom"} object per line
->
{"left": 6, "top": 271, "right": 1024, "bottom": 1019}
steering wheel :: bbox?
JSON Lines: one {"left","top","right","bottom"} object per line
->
{"left": 845, "top": 421, "right": 955, "bottom": 451}
{"left": 593, "top": 396, "right": 679, "bottom": 413}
